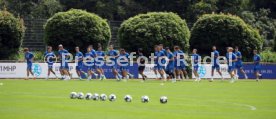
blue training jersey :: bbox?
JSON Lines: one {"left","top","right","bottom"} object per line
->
{"left": 96, "top": 51, "right": 105, "bottom": 65}
{"left": 90, "top": 49, "right": 97, "bottom": 58}
{"left": 25, "top": 52, "right": 34, "bottom": 64}
{"left": 84, "top": 52, "right": 94, "bottom": 65}
{"left": 173, "top": 50, "right": 185, "bottom": 66}
{"left": 107, "top": 50, "right": 118, "bottom": 62}
{"left": 75, "top": 51, "right": 83, "bottom": 66}
{"left": 226, "top": 52, "right": 237, "bottom": 67}
{"left": 254, "top": 54, "right": 261, "bottom": 65}
{"left": 235, "top": 51, "right": 242, "bottom": 63}
{"left": 44, "top": 51, "right": 55, "bottom": 64}
{"left": 192, "top": 53, "right": 200, "bottom": 66}
{"left": 58, "top": 49, "right": 69, "bottom": 63}
{"left": 154, "top": 51, "right": 158, "bottom": 64}
{"left": 118, "top": 53, "right": 129, "bottom": 65}
{"left": 212, "top": 50, "right": 220, "bottom": 65}
{"left": 157, "top": 50, "right": 166, "bottom": 65}
{"left": 166, "top": 52, "right": 174, "bottom": 68}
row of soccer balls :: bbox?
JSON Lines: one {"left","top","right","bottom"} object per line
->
{"left": 70, "top": 92, "right": 168, "bottom": 103}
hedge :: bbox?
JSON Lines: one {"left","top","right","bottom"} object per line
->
{"left": 190, "top": 13, "right": 263, "bottom": 59}
{"left": 118, "top": 12, "right": 190, "bottom": 56}
{"left": 0, "top": 10, "right": 24, "bottom": 60}
{"left": 44, "top": 9, "right": 111, "bottom": 52}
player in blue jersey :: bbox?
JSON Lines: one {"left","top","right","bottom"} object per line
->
{"left": 95, "top": 46, "right": 106, "bottom": 80}
{"left": 157, "top": 45, "right": 166, "bottom": 80}
{"left": 118, "top": 49, "right": 130, "bottom": 80}
{"left": 226, "top": 47, "right": 238, "bottom": 83}
{"left": 58, "top": 44, "right": 71, "bottom": 80}
{"left": 211, "top": 46, "right": 224, "bottom": 81}
{"left": 44, "top": 46, "right": 57, "bottom": 80}
{"left": 137, "top": 48, "right": 147, "bottom": 81}
{"left": 191, "top": 49, "right": 201, "bottom": 82}
{"left": 75, "top": 46, "right": 88, "bottom": 80}
{"left": 88, "top": 45, "right": 98, "bottom": 78}
{"left": 107, "top": 45, "right": 122, "bottom": 80}
{"left": 159, "top": 44, "right": 166, "bottom": 55}
{"left": 173, "top": 46, "right": 189, "bottom": 80}
{"left": 84, "top": 46, "right": 98, "bottom": 80}
{"left": 234, "top": 47, "right": 248, "bottom": 79}
{"left": 253, "top": 50, "right": 262, "bottom": 81}
{"left": 153, "top": 45, "right": 160, "bottom": 79}
{"left": 24, "top": 48, "right": 35, "bottom": 80}
{"left": 165, "top": 47, "right": 175, "bottom": 82}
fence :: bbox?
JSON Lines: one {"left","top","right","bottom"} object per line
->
{"left": 22, "top": 18, "right": 122, "bottom": 51}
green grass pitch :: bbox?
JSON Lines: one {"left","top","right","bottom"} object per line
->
{"left": 0, "top": 79, "right": 276, "bottom": 119}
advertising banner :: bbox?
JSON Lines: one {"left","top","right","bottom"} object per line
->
{"left": 0, "top": 63, "right": 138, "bottom": 79}
{"left": 0, "top": 63, "right": 275, "bottom": 79}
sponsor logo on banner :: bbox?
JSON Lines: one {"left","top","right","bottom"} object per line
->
{"left": 192, "top": 64, "right": 230, "bottom": 79}
{"left": 32, "top": 64, "right": 42, "bottom": 77}
{"left": 197, "top": 65, "right": 206, "bottom": 78}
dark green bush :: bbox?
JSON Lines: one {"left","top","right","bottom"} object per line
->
{"left": 44, "top": 9, "right": 111, "bottom": 52}
{"left": 190, "top": 13, "right": 263, "bottom": 59}
{"left": 0, "top": 10, "right": 24, "bottom": 60}
{"left": 118, "top": 12, "right": 190, "bottom": 55}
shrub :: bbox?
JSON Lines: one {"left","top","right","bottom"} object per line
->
{"left": 118, "top": 12, "right": 190, "bottom": 56}
{"left": 260, "top": 49, "right": 276, "bottom": 63}
{"left": 44, "top": 9, "right": 111, "bottom": 52}
{"left": 190, "top": 13, "right": 263, "bottom": 59}
{"left": 0, "top": 9, "right": 24, "bottom": 60}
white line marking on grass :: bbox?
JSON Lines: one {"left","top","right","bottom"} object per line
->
{"left": 232, "top": 103, "right": 257, "bottom": 110}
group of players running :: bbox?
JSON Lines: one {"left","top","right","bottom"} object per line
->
{"left": 23, "top": 44, "right": 262, "bottom": 82}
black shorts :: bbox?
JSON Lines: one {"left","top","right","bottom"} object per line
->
{"left": 138, "top": 66, "right": 145, "bottom": 71}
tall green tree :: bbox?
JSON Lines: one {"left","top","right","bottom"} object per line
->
{"left": 188, "top": 0, "right": 217, "bottom": 22}
{"left": 250, "top": 0, "right": 276, "bottom": 18}
{"left": 240, "top": 9, "right": 276, "bottom": 49}
{"left": 32, "top": 0, "right": 63, "bottom": 18}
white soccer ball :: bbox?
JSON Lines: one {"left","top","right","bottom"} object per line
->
{"left": 70, "top": 92, "right": 78, "bottom": 99}
{"left": 85, "top": 93, "right": 92, "bottom": 100}
{"left": 77, "top": 92, "right": 84, "bottom": 99}
{"left": 92, "top": 93, "right": 99, "bottom": 100}
{"left": 100, "top": 94, "right": 107, "bottom": 101}
{"left": 160, "top": 96, "right": 168, "bottom": 104}
{"left": 109, "top": 94, "right": 116, "bottom": 102}
{"left": 141, "top": 95, "right": 149, "bottom": 103}
{"left": 124, "top": 95, "right": 132, "bottom": 102}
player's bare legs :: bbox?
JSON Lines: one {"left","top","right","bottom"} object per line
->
{"left": 96, "top": 68, "right": 105, "bottom": 80}
{"left": 211, "top": 68, "right": 223, "bottom": 82}
{"left": 236, "top": 68, "right": 248, "bottom": 79}
{"left": 62, "top": 69, "right": 70, "bottom": 80}
{"left": 27, "top": 69, "right": 35, "bottom": 80}
{"left": 255, "top": 71, "right": 260, "bottom": 81}
{"left": 47, "top": 68, "right": 57, "bottom": 80}
{"left": 211, "top": 68, "right": 215, "bottom": 81}
{"left": 154, "top": 69, "right": 159, "bottom": 80}
{"left": 182, "top": 69, "right": 189, "bottom": 79}
{"left": 26, "top": 69, "right": 30, "bottom": 80}
{"left": 158, "top": 69, "right": 165, "bottom": 81}
{"left": 112, "top": 68, "right": 121, "bottom": 81}
{"left": 122, "top": 70, "right": 128, "bottom": 80}
{"left": 193, "top": 70, "right": 199, "bottom": 81}
{"left": 229, "top": 70, "right": 236, "bottom": 83}
{"left": 59, "top": 69, "right": 64, "bottom": 79}
{"left": 179, "top": 70, "right": 184, "bottom": 80}
{"left": 87, "top": 70, "right": 93, "bottom": 80}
